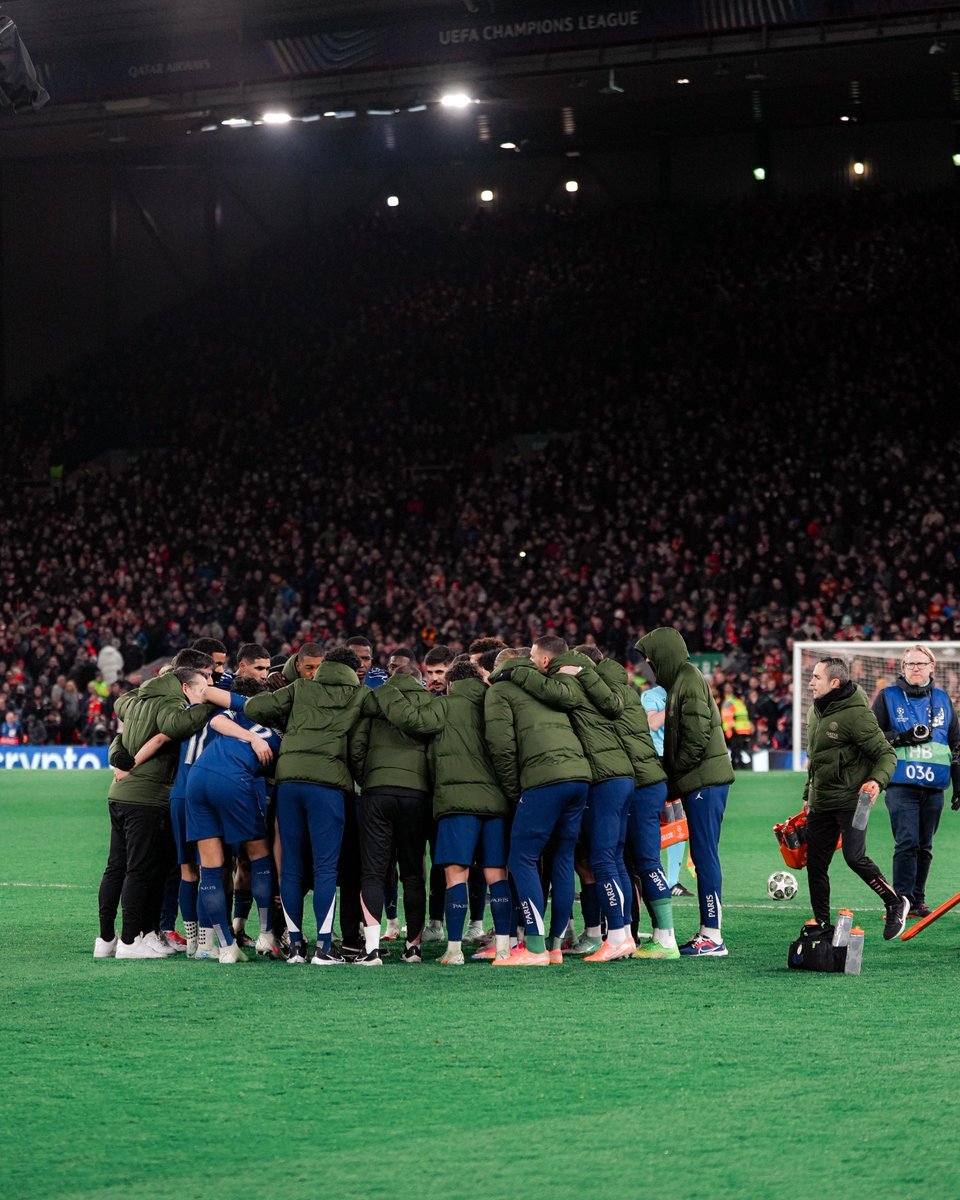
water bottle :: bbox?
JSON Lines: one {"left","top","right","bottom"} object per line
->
{"left": 832, "top": 908, "right": 853, "bottom": 947}
{"left": 844, "top": 926, "right": 864, "bottom": 975}
{"left": 782, "top": 827, "right": 801, "bottom": 851}
{"left": 851, "top": 788, "right": 873, "bottom": 831}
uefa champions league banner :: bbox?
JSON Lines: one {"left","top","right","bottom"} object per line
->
{"left": 0, "top": 746, "right": 109, "bottom": 770}
{"left": 34, "top": 0, "right": 936, "bottom": 103}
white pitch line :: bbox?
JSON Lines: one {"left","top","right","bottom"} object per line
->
{"left": 0, "top": 881, "right": 92, "bottom": 890}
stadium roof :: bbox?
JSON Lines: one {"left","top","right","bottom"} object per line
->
{"left": 1, "top": 1, "right": 958, "bottom": 160}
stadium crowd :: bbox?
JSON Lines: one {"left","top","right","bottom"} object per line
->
{"left": 2, "top": 188, "right": 960, "bottom": 750}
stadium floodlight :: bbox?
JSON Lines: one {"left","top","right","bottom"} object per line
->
{"left": 500, "top": 140, "right": 517, "bottom": 150}
{"left": 791, "top": 641, "right": 960, "bottom": 770}
{"left": 480, "top": 189, "right": 494, "bottom": 202}
{"left": 262, "top": 111, "right": 292, "bottom": 124}
{"left": 565, "top": 179, "right": 579, "bottom": 193}
{"left": 441, "top": 91, "right": 473, "bottom": 108}
{"left": 221, "top": 117, "right": 252, "bottom": 128}
{"left": 853, "top": 160, "right": 865, "bottom": 175}
{"left": 332, "top": 110, "right": 357, "bottom": 119}
{"left": 200, "top": 124, "right": 218, "bottom": 133}
{"left": 299, "top": 114, "right": 321, "bottom": 123}
{"left": 953, "top": 153, "right": 960, "bottom": 168}
{"left": 406, "top": 103, "right": 429, "bottom": 113}
{"left": 676, "top": 77, "right": 690, "bottom": 85}
{"left": 386, "top": 195, "right": 400, "bottom": 207}
{"left": 753, "top": 167, "right": 766, "bottom": 181}
{"left": 367, "top": 105, "right": 398, "bottom": 116}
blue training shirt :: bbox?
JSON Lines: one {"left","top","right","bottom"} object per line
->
{"left": 641, "top": 685, "right": 667, "bottom": 758}
{"left": 191, "top": 710, "right": 282, "bottom": 780}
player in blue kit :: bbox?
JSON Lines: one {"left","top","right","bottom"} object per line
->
{"left": 185, "top": 679, "right": 282, "bottom": 964}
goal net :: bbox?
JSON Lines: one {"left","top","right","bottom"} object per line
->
{"left": 791, "top": 641, "right": 960, "bottom": 771}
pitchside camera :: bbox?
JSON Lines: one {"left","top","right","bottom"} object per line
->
{"left": 912, "top": 723, "right": 931, "bottom": 742}
{"left": 0, "top": 14, "right": 49, "bottom": 112}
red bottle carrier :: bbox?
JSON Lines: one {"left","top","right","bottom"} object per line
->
{"left": 660, "top": 799, "right": 689, "bottom": 849}
{"left": 773, "top": 809, "right": 841, "bottom": 870}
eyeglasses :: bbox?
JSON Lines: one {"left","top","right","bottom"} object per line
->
{"left": 903, "top": 661, "right": 932, "bottom": 669}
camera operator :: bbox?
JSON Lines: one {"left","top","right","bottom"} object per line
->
{"left": 872, "top": 645, "right": 960, "bottom": 918}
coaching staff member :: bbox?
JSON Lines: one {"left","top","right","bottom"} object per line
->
{"left": 804, "top": 655, "right": 906, "bottom": 940}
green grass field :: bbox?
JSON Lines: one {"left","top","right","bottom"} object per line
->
{"left": 2, "top": 771, "right": 959, "bottom": 1200}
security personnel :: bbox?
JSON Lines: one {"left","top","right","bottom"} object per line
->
{"left": 720, "top": 682, "right": 753, "bottom": 770}
{"left": 872, "top": 644, "right": 960, "bottom": 917}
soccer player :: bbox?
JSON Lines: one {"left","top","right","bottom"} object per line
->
{"left": 243, "top": 645, "right": 366, "bottom": 964}
{"left": 375, "top": 659, "right": 513, "bottom": 965}
{"left": 96, "top": 662, "right": 239, "bottom": 959}
{"left": 230, "top": 643, "right": 273, "bottom": 943}
{"left": 642, "top": 679, "right": 691, "bottom": 897}
{"left": 351, "top": 663, "right": 433, "bottom": 965}
{"left": 635, "top": 627, "right": 735, "bottom": 956}
{"left": 485, "top": 642, "right": 591, "bottom": 966}
{"left": 583, "top": 648, "right": 679, "bottom": 960}
{"left": 499, "top": 637, "right": 632, "bottom": 962}
{"left": 191, "top": 638, "right": 229, "bottom": 683}
{"left": 185, "top": 678, "right": 282, "bottom": 963}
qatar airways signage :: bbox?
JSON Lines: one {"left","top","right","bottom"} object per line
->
{"left": 1, "top": 746, "right": 109, "bottom": 769}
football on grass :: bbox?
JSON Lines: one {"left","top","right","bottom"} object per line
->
{"left": 767, "top": 870, "right": 798, "bottom": 900}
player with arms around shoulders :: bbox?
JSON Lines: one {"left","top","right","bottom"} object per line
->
{"left": 184, "top": 677, "right": 282, "bottom": 963}
{"left": 804, "top": 655, "right": 906, "bottom": 941}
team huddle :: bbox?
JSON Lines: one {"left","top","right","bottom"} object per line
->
{"left": 95, "top": 625, "right": 955, "bottom": 968}
{"left": 94, "top": 626, "right": 740, "bottom": 967}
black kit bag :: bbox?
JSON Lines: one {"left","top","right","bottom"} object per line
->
{"left": 787, "top": 922, "right": 846, "bottom": 972}
{"left": 0, "top": 16, "right": 49, "bottom": 112}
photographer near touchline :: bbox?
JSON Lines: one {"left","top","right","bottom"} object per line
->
{"left": 871, "top": 644, "right": 960, "bottom": 919}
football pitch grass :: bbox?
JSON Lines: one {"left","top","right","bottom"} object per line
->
{"left": 2, "top": 772, "right": 959, "bottom": 1200}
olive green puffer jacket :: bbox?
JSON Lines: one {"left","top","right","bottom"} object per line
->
{"left": 244, "top": 659, "right": 365, "bottom": 792}
{"left": 485, "top": 658, "right": 591, "bottom": 800}
{"left": 375, "top": 675, "right": 509, "bottom": 819}
{"left": 597, "top": 658, "right": 667, "bottom": 789}
{"left": 803, "top": 681, "right": 896, "bottom": 813}
{"left": 350, "top": 672, "right": 432, "bottom": 794}
{"left": 107, "top": 672, "right": 216, "bottom": 806}
{"left": 635, "top": 627, "right": 734, "bottom": 795}
{"left": 504, "top": 652, "right": 631, "bottom": 784}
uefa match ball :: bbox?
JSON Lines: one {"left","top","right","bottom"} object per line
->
{"left": 767, "top": 871, "right": 798, "bottom": 901}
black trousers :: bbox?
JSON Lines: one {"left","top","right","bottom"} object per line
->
{"left": 360, "top": 791, "right": 430, "bottom": 941}
{"left": 806, "top": 807, "right": 897, "bottom": 926}
{"left": 427, "top": 820, "right": 446, "bottom": 922}
{"left": 98, "top": 801, "right": 175, "bottom": 943}
{"left": 337, "top": 792, "right": 363, "bottom": 949}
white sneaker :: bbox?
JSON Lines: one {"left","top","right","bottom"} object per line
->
{"left": 115, "top": 934, "right": 167, "bottom": 959}
{"left": 93, "top": 935, "right": 117, "bottom": 958}
{"left": 142, "top": 930, "right": 176, "bottom": 957}
{"left": 464, "top": 920, "right": 486, "bottom": 942}
{"left": 255, "top": 931, "right": 280, "bottom": 957}
{"left": 219, "top": 941, "right": 250, "bottom": 964}
{"left": 186, "top": 937, "right": 199, "bottom": 958}
{"left": 421, "top": 922, "right": 445, "bottom": 943}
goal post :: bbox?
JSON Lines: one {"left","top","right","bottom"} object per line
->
{"left": 791, "top": 641, "right": 960, "bottom": 771}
